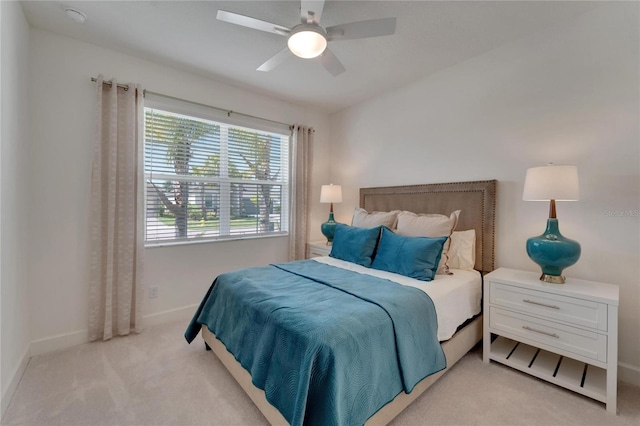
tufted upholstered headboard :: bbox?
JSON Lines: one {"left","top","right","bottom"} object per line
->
{"left": 360, "top": 180, "right": 497, "bottom": 274}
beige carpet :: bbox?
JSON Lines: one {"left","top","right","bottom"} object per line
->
{"left": 3, "top": 319, "right": 639, "bottom": 426}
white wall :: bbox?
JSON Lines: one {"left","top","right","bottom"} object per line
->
{"left": 330, "top": 4, "right": 639, "bottom": 383}
{"left": 26, "top": 28, "right": 330, "bottom": 352}
{"left": 1, "top": 0, "right": 31, "bottom": 416}
{"left": 13, "top": 0, "right": 639, "bottom": 405}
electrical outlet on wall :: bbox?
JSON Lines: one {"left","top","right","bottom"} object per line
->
{"left": 149, "top": 286, "right": 159, "bottom": 299}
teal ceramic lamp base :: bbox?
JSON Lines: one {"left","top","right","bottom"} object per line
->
{"left": 526, "top": 218, "right": 581, "bottom": 284}
{"left": 321, "top": 212, "right": 337, "bottom": 244}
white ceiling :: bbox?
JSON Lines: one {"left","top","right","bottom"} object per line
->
{"left": 21, "top": 1, "right": 600, "bottom": 113}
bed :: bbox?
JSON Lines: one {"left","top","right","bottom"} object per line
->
{"left": 186, "top": 180, "right": 497, "bottom": 425}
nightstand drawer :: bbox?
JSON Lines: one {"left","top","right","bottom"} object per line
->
{"left": 490, "top": 307, "right": 607, "bottom": 363}
{"left": 490, "top": 282, "right": 607, "bottom": 331}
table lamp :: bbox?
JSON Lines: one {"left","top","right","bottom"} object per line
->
{"left": 523, "top": 164, "right": 581, "bottom": 284}
{"left": 320, "top": 184, "right": 342, "bottom": 244}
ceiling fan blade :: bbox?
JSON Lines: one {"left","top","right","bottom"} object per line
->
{"left": 300, "top": 0, "right": 325, "bottom": 24}
{"left": 217, "top": 10, "right": 290, "bottom": 36}
{"left": 257, "top": 47, "right": 293, "bottom": 72}
{"left": 326, "top": 17, "right": 396, "bottom": 41}
{"left": 318, "top": 48, "right": 346, "bottom": 76}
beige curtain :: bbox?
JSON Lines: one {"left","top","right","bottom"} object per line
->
{"left": 89, "top": 75, "right": 144, "bottom": 341}
{"left": 289, "top": 125, "right": 313, "bottom": 261}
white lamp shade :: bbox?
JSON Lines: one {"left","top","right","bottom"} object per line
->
{"left": 320, "top": 184, "right": 343, "bottom": 203}
{"left": 287, "top": 27, "right": 327, "bottom": 59}
{"left": 523, "top": 165, "right": 580, "bottom": 201}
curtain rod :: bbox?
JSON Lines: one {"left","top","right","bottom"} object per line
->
{"left": 143, "top": 89, "right": 293, "bottom": 130}
{"left": 91, "top": 77, "right": 131, "bottom": 91}
{"left": 90, "top": 77, "right": 293, "bottom": 129}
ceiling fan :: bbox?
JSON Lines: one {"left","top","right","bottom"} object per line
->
{"left": 216, "top": 0, "right": 396, "bottom": 76}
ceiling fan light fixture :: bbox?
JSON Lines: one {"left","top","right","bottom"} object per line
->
{"left": 287, "top": 25, "right": 327, "bottom": 59}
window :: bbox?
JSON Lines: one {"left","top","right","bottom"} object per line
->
{"left": 144, "top": 94, "right": 290, "bottom": 245}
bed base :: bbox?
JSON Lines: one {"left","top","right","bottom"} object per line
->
{"left": 201, "top": 314, "right": 483, "bottom": 425}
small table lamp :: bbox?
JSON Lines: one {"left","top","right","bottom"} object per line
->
{"left": 523, "top": 164, "right": 581, "bottom": 284}
{"left": 320, "top": 184, "right": 342, "bottom": 244}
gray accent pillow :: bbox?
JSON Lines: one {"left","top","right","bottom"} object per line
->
{"left": 351, "top": 208, "right": 401, "bottom": 229}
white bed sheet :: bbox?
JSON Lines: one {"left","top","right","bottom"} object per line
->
{"left": 312, "top": 256, "right": 482, "bottom": 341}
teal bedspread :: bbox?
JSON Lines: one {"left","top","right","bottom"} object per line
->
{"left": 185, "top": 260, "right": 445, "bottom": 425}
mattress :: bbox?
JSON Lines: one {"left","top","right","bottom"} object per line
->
{"left": 312, "top": 256, "right": 482, "bottom": 341}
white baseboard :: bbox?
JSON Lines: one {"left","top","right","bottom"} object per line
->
{"left": 29, "top": 329, "right": 89, "bottom": 357}
{"left": 1, "top": 345, "right": 30, "bottom": 419}
{"left": 618, "top": 361, "right": 640, "bottom": 387}
{"left": 143, "top": 304, "right": 199, "bottom": 327}
{"left": 29, "top": 304, "right": 198, "bottom": 358}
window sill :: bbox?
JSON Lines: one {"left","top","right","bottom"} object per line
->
{"left": 144, "top": 232, "right": 288, "bottom": 249}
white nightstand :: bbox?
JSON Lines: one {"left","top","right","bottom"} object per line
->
{"left": 306, "top": 241, "right": 332, "bottom": 258}
{"left": 483, "top": 268, "right": 619, "bottom": 413}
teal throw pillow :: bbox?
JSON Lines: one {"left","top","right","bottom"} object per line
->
{"left": 330, "top": 224, "right": 381, "bottom": 267}
{"left": 371, "top": 227, "right": 447, "bottom": 281}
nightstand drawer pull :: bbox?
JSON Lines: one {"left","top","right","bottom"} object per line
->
{"left": 523, "top": 299, "right": 560, "bottom": 309}
{"left": 522, "top": 326, "right": 559, "bottom": 338}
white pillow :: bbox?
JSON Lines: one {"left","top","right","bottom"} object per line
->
{"left": 448, "top": 229, "right": 476, "bottom": 271}
{"left": 396, "top": 210, "right": 461, "bottom": 274}
{"left": 351, "top": 208, "right": 401, "bottom": 229}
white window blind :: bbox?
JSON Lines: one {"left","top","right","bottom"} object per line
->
{"left": 144, "top": 94, "right": 290, "bottom": 245}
